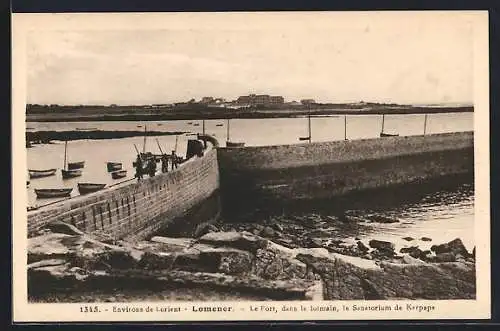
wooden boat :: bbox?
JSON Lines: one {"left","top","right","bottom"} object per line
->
{"left": 78, "top": 183, "right": 106, "bottom": 194}
{"left": 28, "top": 168, "right": 57, "bottom": 179}
{"left": 62, "top": 169, "right": 82, "bottom": 179}
{"left": 187, "top": 122, "right": 193, "bottom": 125}
{"left": 61, "top": 141, "right": 82, "bottom": 180}
{"left": 193, "top": 123, "right": 200, "bottom": 127}
{"left": 298, "top": 114, "right": 312, "bottom": 143}
{"left": 35, "top": 188, "right": 73, "bottom": 199}
{"left": 26, "top": 180, "right": 30, "bottom": 186}
{"left": 68, "top": 161, "right": 85, "bottom": 170}
{"left": 380, "top": 114, "right": 399, "bottom": 137}
{"left": 106, "top": 162, "right": 123, "bottom": 172}
{"left": 216, "top": 123, "right": 224, "bottom": 127}
{"left": 111, "top": 169, "right": 127, "bottom": 179}
{"left": 226, "top": 141, "right": 245, "bottom": 148}
{"left": 380, "top": 132, "right": 399, "bottom": 137}
{"left": 225, "top": 119, "right": 245, "bottom": 148}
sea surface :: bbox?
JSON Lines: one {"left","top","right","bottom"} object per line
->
{"left": 25, "top": 112, "right": 475, "bottom": 249}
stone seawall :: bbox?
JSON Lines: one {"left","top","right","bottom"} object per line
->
{"left": 217, "top": 132, "right": 474, "bottom": 216}
{"left": 27, "top": 149, "right": 220, "bottom": 240}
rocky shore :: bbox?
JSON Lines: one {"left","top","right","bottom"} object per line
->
{"left": 28, "top": 220, "right": 476, "bottom": 302}
{"left": 212, "top": 212, "right": 476, "bottom": 265}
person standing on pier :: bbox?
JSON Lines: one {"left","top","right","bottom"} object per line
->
{"left": 135, "top": 155, "right": 144, "bottom": 181}
{"left": 161, "top": 153, "right": 169, "bottom": 173}
{"left": 171, "top": 150, "right": 178, "bottom": 170}
{"left": 148, "top": 158, "right": 157, "bottom": 177}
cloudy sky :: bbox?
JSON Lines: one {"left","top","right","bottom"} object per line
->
{"left": 26, "top": 12, "right": 474, "bottom": 105}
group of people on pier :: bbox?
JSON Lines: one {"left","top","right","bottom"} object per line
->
{"left": 134, "top": 150, "right": 179, "bottom": 180}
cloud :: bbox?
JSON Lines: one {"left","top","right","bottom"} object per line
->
{"left": 26, "top": 15, "right": 474, "bottom": 105}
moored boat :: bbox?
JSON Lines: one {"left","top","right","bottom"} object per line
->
{"left": 380, "top": 114, "right": 399, "bottom": 138}
{"left": 111, "top": 169, "right": 127, "bottom": 179}
{"left": 62, "top": 169, "right": 82, "bottom": 179}
{"left": 61, "top": 141, "right": 83, "bottom": 179}
{"left": 226, "top": 141, "right": 245, "bottom": 148}
{"left": 216, "top": 123, "right": 224, "bottom": 127}
{"left": 380, "top": 132, "right": 399, "bottom": 137}
{"left": 106, "top": 162, "right": 123, "bottom": 172}
{"left": 28, "top": 168, "right": 57, "bottom": 179}
{"left": 68, "top": 161, "right": 85, "bottom": 170}
{"left": 225, "top": 119, "right": 245, "bottom": 148}
{"left": 35, "top": 188, "right": 73, "bottom": 199}
{"left": 78, "top": 183, "right": 107, "bottom": 194}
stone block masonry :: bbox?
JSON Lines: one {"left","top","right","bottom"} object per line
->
{"left": 27, "top": 149, "right": 220, "bottom": 240}
{"left": 217, "top": 132, "right": 474, "bottom": 215}
{"left": 27, "top": 132, "right": 474, "bottom": 239}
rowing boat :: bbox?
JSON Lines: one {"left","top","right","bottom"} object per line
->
{"left": 380, "top": 132, "right": 399, "bottom": 137}
{"left": 62, "top": 141, "right": 83, "bottom": 179}
{"left": 28, "top": 168, "right": 57, "bottom": 179}
{"left": 111, "top": 169, "right": 127, "bottom": 179}
{"left": 380, "top": 114, "right": 399, "bottom": 138}
{"left": 78, "top": 183, "right": 106, "bottom": 194}
{"left": 61, "top": 169, "right": 82, "bottom": 179}
{"left": 68, "top": 161, "right": 85, "bottom": 170}
{"left": 106, "top": 162, "right": 123, "bottom": 172}
{"left": 35, "top": 188, "right": 73, "bottom": 199}
{"left": 226, "top": 141, "right": 245, "bottom": 148}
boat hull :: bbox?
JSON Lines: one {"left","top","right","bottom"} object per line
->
{"left": 380, "top": 132, "right": 399, "bottom": 137}
{"left": 68, "top": 161, "right": 85, "bottom": 170}
{"left": 29, "top": 168, "right": 57, "bottom": 179}
{"left": 107, "top": 162, "right": 123, "bottom": 172}
{"left": 226, "top": 141, "right": 245, "bottom": 148}
{"left": 61, "top": 169, "right": 82, "bottom": 179}
{"left": 78, "top": 183, "right": 106, "bottom": 194}
{"left": 35, "top": 188, "right": 73, "bottom": 199}
{"left": 111, "top": 170, "right": 127, "bottom": 179}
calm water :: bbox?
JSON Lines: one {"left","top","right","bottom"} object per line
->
{"left": 351, "top": 183, "right": 474, "bottom": 252}
{"left": 25, "top": 113, "right": 474, "bottom": 247}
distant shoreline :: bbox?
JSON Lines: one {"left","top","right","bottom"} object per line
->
{"left": 26, "top": 106, "right": 474, "bottom": 123}
{"left": 26, "top": 130, "right": 189, "bottom": 145}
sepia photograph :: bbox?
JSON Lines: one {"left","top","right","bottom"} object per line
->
{"left": 12, "top": 11, "right": 490, "bottom": 321}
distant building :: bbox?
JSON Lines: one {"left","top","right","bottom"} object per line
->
{"left": 236, "top": 94, "right": 285, "bottom": 105}
{"left": 300, "top": 99, "right": 316, "bottom": 105}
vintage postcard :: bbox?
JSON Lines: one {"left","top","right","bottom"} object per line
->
{"left": 12, "top": 11, "right": 490, "bottom": 322}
